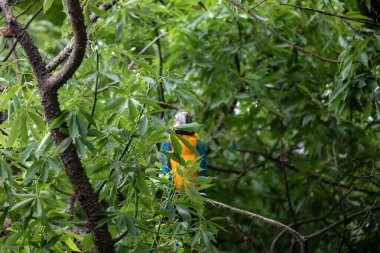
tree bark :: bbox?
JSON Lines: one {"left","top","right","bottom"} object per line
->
{"left": 0, "top": 1, "right": 115, "bottom": 252}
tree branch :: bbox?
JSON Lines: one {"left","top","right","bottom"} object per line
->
{"left": 225, "top": 0, "right": 340, "bottom": 64}
{"left": 0, "top": 1, "right": 47, "bottom": 83}
{"left": 306, "top": 205, "right": 380, "bottom": 239}
{"left": 128, "top": 31, "right": 169, "bottom": 71}
{"left": 280, "top": 3, "right": 380, "bottom": 27}
{"left": 46, "top": 0, "right": 118, "bottom": 73}
{"left": 89, "top": 0, "right": 118, "bottom": 22}
{"left": 2, "top": 6, "right": 43, "bottom": 63}
{"left": 45, "top": 42, "right": 73, "bottom": 73}
{"left": 45, "top": 0, "right": 87, "bottom": 90}
{"left": 207, "top": 199, "right": 308, "bottom": 252}
{"left": 1, "top": 0, "right": 115, "bottom": 251}
{"left": 270, "top": 186, "right": 354, "bottom": 252}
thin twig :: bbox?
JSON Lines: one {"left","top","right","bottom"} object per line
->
{"left": 88, "top": 50, "right": 99, "bottom": 129}
{"left": 6, "top": 38, "right": 20, "bottom": 72}
{"left": 280, "top": 117, "right": 299, "bottom": 233}
{"left": 155, "top": 28, "right": 165, "bottom": 119}
{"left": 97, "top": 80, "right": 120, "bottom": 92}
{"left": 306, "top": 205, "right": 380, "bottom": 239}
{"left": 128, "top": 31, "right": 169, "bottom": 71}
{"left": 2, "top": 6, "right": 43, "bottom": 63}
{"left": 15, "top": 0, "right": 38, "bottom": 18}
{"left": 270, "top": 186, "right": 354, "bottom": 252}
{"left": 46, "top": 42, "right": 74, "bottom": 73}
{"left": 226, "top": 0, "right": 340, "bottom": 64}
{"left": 248, "top": 0, "right": 268, "bottom": 11}
{"left": 281, "top": 3, "right": 380, "bottom": 27}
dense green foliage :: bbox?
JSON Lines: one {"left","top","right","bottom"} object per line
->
{"left": 0, "top": 0, "right": 379, "bottom": 252}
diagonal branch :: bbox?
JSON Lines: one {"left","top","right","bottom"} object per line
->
{"left": 45, "top": 42, "right": 74, "bottom": 73}
{"left": 208, "top": 199, "right": 308, "bottom": 253}
{"left": 281, "top": 3, "right": 380, "bottom": 27}
{"left": 45, "top": 0, "right": 87, "bottom": 90}
{"left": 128, "top": 31, "right": 169, "bottom": 71}
{"left": 2, "top": 5, "right": 43, "bottom": 63}
{"left": 0, "top": 0, "right": 47, "bottom": 83}
{"left": 225, "top": 0, "right": 340, "bottom": 64}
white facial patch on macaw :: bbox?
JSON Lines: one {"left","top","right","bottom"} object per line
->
{"left": 173, "top": 110, "right": 192, "bottom": 129}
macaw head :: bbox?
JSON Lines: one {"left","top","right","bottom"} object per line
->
{"left": 173, "top": 110, "right": 193, "bottom": 134}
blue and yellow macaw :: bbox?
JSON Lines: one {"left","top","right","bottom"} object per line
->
{"left": 160, "top": 111, "right": 207, "bottom": 191}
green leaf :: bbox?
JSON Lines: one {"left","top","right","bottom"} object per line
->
{"left": 49, "top": 110, "right": 70, "bottom": 129}
{"left": 0, "top": 85, "right": 20, "bottom": 109}
{"left": 375, "top": 35, "right": 380, "bottom": 50}
{"left": 341, "top": 61, "right": 352, "bottom": 80}
{"left": 161, "top": 151, "right": 186, "bottom": 167}
{"left": 133, "top": 96, "right": 161, "bottom": 109}
{"left": 136, "top": 171, "right": 148, "bottom": 193}
{"left": 126, "top": 216, "right": 137, "bottom": 237}
{"left": 128, "top": 99, "right": 137, "bottom": 121}
{"left": 7, "top": 113, "right": 22, "bottom": 147}
{"left": 359, "top": 52, "right": 368, "bottom": 67}
{"left": 82, "top": 233, "right": 94, "bottom": 252}
{"left": 25, "top": 161, "right": 40, "bottom": 181}
{"left": 10, "top": 198, "right": 34, "bottom": 212}
{"left": 20, "top": 113, "right": 28, "bottom": 146}
{"left": 28, "top": 111, "right": 46, "bottom": 130}
{"left": 329, "top": 82, "right": 348, "bottom": 103}
{"left": 35, "top": 133, "right": 52, "bottom": 158}
{"left": 45, "top": 235, "right": 61, "bottom": 249}
{"left": 55, "top": 137, "right": 72, "bottom": 155}
{"left": 169, "top": 131, "right": 183, "bottom": 155}
{"left": 175, "top": 133, "right": 199, "bottom": 156}
{"left": 174, "top": 123, "right": 203, "bottom": 132}
{"left": 64, "top": 237, "right": 81, "bottom": 252}
{"left": 104, "top": 97, "right": 124, "bottom": 110}
{"left": 175, "top": 205, "right": 192, "bottom": 221}
{"left": 69, "top": 114, "right": 79, "bottom": 138}
{"left": 191, "top": 230, "right": 201, "bottom": 248}
{"left": 43, "top": 0, "right": 54, "bottom": 13}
